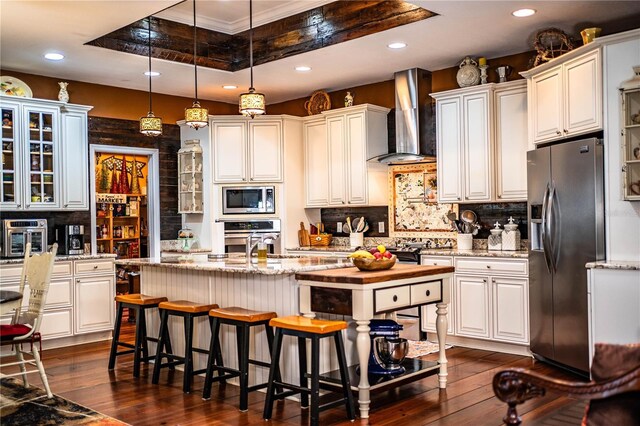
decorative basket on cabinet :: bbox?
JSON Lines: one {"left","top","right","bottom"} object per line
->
{"left": 309, "top": 234, "right": 332, "bottom": 247}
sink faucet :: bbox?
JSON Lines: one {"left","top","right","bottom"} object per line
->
{"left": 246, "top": 232, "right": 279, "bottom": 260}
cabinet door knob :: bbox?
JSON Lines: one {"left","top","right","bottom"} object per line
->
{"left": 93, "top": 265, "right": 99, "bottom": 269}
{"left": 486, "top": 265, "right": 491, "bottom": 268}
{"left": 556, "top": 130, "right": 562, "bottom": 135}
{"left": 392, "top": 295, "right": 398, "bottom": 302}
{"left": 457, "top": 197, "right": 461, "bottom": 201}
{"left": 564, "top": 129, "right": 568, "bottom": 134}
{"left": 425, "top": 290, "right": 431, "bottom": 297}
{"left": 64, "top": 204, "right": 69, "bottom": 207}
{"left": 76, "top": 279, "right": 80, "bottom": 283}
{"left": 497, "top": 195, "right": 502, "bottom": 199}
{"left": 17, "top": 204, "right": 21, "bottom": 208}
{"left": 341, "top": 201, "right": 345, "bottom": 204}
{"left": 483, "top": 279, "right": 487, "bottom": 283}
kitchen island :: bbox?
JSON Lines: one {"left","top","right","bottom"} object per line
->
{"left": 116, "top": 255, "right": 454, "bottom": 419}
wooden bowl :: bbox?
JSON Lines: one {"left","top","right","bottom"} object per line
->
{"left": 352, "top": 255, "right": 397, "bottom": 271}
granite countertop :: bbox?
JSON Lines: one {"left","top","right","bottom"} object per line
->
{"left": 161, "top": 248, "right": 212, "bottom": 254}
{"left": 116, "top": 254, "right": 354, "bottom": 275}
{"left": 287, "top": 246, "right": 529, "bottom": 258}
{"left": 0, "top": 254, "right": 117, "bottom": 265}
{"left": 585, "top": 260, "right": 640, "bottom": 271}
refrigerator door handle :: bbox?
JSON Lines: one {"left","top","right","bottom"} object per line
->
{"left": 541, "top": 183, "right": 552, "bottom": 274}
{"left": 547, "top": 183, "right": 558, "bottom": 273}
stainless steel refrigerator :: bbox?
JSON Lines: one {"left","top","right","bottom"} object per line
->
{"left": 527, "top": 137, "right": 605, "bottom": 375}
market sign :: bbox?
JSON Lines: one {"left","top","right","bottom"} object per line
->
{"left": 96, "top": 193, "right": 127, "bottom": 204}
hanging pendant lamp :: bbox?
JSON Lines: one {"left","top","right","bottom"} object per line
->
{"left": 140, "top": 16, "right": 163, "bottom": 136}
{"left": 239, "top": 0, "right": 265, "bottom": 118}
{"left": 185, "top": 0, "right": 208, "bottom": 129}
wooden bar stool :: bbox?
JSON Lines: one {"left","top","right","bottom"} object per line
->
{"left": 263, "top": 316, "right": 356, "bottom": 426}
{"left": 108, "top": 294, "right": 168, "bottom": 378}
{"left": 151, "top": 300, "right": 218, "bottom": 393}
{"left": 202, "top": 307, "right": 281, "bottom": 411}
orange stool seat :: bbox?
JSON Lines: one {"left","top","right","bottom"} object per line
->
{"left": 158, "top": 300, "right": 218, "bottom": 313}
{"left": 269, "top": 316, "right": 347, "bottom": 334}
{"left": 209, "top": 307, "right": 277, "bottom": 323}
{"left": 115, "top": 294, "right": 167, "bottom": 305}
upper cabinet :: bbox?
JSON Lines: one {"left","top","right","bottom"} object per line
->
{"left": 432, "top": 81, "right": 528, "bottom": 203}
{"left": 524, "top": 48, "right": 602, "bottom": 145}
{"left": 303, "top": 104, "right": 390, "bottom": 207}
{"left": 212, "top": 117, "right": 283, "bottom": 183}
{"left": 0, "top": 96, "right": 92, "bottom": 211}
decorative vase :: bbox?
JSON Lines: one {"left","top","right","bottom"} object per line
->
{"left": 57, "top": 82, "right": 69, "bottom": 103}
{"left": 344, "top": 91, "right": 354, "bottom": 107}
{"left": 456, "top": 57, "right": 481, "bottom": 87}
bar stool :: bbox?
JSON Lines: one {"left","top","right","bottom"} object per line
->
{"left": 151, "top": 300, "right": 219, "bottom": 393}
{"left": 202, "top": 307, "right": 281, "bottom": 411}
{"left": 108, "top": 294, "right": 168, "bottom": 378}
{"left": 263, "top": 316, "right": 356, "bottom": 426}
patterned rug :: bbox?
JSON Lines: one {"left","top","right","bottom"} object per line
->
{"left": 0, "top": 378, "right": 128, "bottom": 425}
{"left": 406, "top": 340, "right": 452, "bottom": 358}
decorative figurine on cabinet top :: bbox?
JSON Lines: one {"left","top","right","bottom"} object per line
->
{"left": 58, "top": 82, "right": 69, "bottom": 103}
{"left": 456, "top": 57, "right": 481, "bottom": 88}
{"left": 345, "top": 91, "right": 354, "bottom": 107}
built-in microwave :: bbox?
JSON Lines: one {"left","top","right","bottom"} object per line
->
{"left": 222, "top": 186, "right": 275, "bottom": 215}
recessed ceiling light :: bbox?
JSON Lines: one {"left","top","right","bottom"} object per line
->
{"left": 387, "top": 42, "right": 407, "bottom": 49}
{"left": 144, "top": 71, "right": 161, "bottom": 77}
{"left": 44, "top": 52, "right": 64, "bottom": 61}
{"left": 512, "top": 8, "right": 536, "bottom": 17}
{"left": 295, "top": 66, "right": 312, "bottom": 72}
{"left": 222, "top": 85, "right": 237, "bottom": 90}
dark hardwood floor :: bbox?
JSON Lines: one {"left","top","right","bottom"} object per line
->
{"left": 10, "top": 324, "right": 584, "bottom": 425}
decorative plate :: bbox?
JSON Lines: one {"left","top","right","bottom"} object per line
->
{"left": 1, "top": 76, "right": 33, "bottom": 98}
{"left": 304, "top": 90, "right": 331, "bottom": 115}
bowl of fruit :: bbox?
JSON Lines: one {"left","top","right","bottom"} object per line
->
{"left": 348, "top": 245, "right": 396, "bottom": 271}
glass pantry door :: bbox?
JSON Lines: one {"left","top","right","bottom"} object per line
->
{"left": 25, "top": 106, "right": 59, "bottom": 208}
{"left": 1, "top": 103, "right": 20, "bottom": 208}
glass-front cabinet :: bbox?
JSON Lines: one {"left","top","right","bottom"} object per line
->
{"left": 1, "top": 100, "right": 19, "bottom": 209}
{"left": 178, "top": 139, "right": 203, "bottom": 214}
{"left": 621, "top": 66, "right": 640, "bottom": 201}
{"left": 0, "top": 95, "right": 92, "bottom": 211}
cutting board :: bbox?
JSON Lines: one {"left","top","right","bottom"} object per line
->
{"left": 298, "top": 222, "right": 311, "bottom": 247}
{"left": 295, "top": 263, "right": 455, "bottom": 284}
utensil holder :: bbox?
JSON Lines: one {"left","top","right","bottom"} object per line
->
{"left": 349, "top": 232, "right": 363, "bottom": 248}
{"left": 457, "top": 233, "right": 473, "bottom": 250}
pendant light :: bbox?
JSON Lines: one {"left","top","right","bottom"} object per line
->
{"left": 239, "top": 0, "right": 265, "bottom": 118}
{"left": 185, "top": 0, "right": 208, "bottom": 129}
{"left": 140, "top": 16, "right": 163, "bottom": 137}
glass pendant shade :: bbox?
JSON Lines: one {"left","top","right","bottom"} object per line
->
{"left": 140, "top": 112, "right": 163, "bottom": 136}
{"left": 239, "top": 88, "right": 266, "bottom": 118}
{"left": 185, "top": 101, "right": 209, "bottom": 129}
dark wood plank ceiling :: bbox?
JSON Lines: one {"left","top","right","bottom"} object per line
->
{"left": 86, "top": 1, "right": 436, "bottom": 72}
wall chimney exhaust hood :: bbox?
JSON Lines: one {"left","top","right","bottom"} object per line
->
{"left": 371, "top": 68, "right": 436, "bottom": 164}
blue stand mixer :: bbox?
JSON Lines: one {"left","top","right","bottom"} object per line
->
{"left": 366, "top": 319, "right": 408, "bottom": 376}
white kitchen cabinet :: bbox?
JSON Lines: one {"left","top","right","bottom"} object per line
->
{"left": 492, "top": 276, "right": 528, "bottom": 343}
{"left": 525, "top": 48, "right": 602, "bottom": 145}
{"left": 303, "top": 118, "right": 329, "bottom": 207}
{"left": 303, "top": 104, "right": 389, "bottom": 207}
{"left": 0, "top": 96, "right": 91, "bottom": 211}
{"left": 421, "top": 255, "right": 455, "bottom": 334}
{"left": 212, "top": 117, "right": 283, "bottom": 183}
{"left": 455, "top": 274, "right": 491, "bottom": 338}
{"left": 433, "top": 83, "right": 528, "bottom": 203}
{"left": 494, "top": 81, "right": 528, "bottom": 201}
{"left": 74, "top": 274, "right": 115, "bottom": 334}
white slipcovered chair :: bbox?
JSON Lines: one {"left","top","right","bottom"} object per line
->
{"left": 0, "top": 242, "right": 58, "bottom": 398}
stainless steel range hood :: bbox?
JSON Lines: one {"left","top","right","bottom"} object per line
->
{"left": 372, "top": 68, "right": 435, "bottom": 164}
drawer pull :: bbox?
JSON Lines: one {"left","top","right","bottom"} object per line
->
{"left": 486, "top": 265, "right": 491, "bottom": 269}
{"left": 425, "top": 290, "right": 431, "bottom": 297}
{"left": 93, "top": 265, "right": 99, "bottom": 269}
{"left": 392, "top": 295, "right": 398, "bottom": 302}
{"left": 433, "top": 263, "right": 438, "bottom": 265}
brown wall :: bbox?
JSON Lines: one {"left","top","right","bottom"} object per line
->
{"left": 268, "top": 50, "right": 534, "bottom": 115}
{"left": 0, "top": 69, "right": 238, "bottom": 122}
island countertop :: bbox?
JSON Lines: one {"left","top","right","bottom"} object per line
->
{"left": 116, "top": 255, "right": 353, "bottom": 275}
{"left": 295, "top": 263, "right": 455, "bottom": 284}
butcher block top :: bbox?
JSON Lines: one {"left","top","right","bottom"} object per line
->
{"left": 295, "top": 264, "right": 454, "bottom": 285}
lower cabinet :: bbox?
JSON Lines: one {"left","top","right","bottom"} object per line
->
{"left": 422, "top": 255, "right": 529, "bottom": 346}
{"left": 455, "top": 275, "right": 491, "bottom": 338}
{"left": 74, "top": 275, "right": 115, "bottom": 334}
{"left": 0, "top": 257, "right": 115, "bottom": 346}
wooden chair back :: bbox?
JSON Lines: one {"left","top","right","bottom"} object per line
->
{"left": 12, "top": 243, "right": 58, "bottom": 334}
